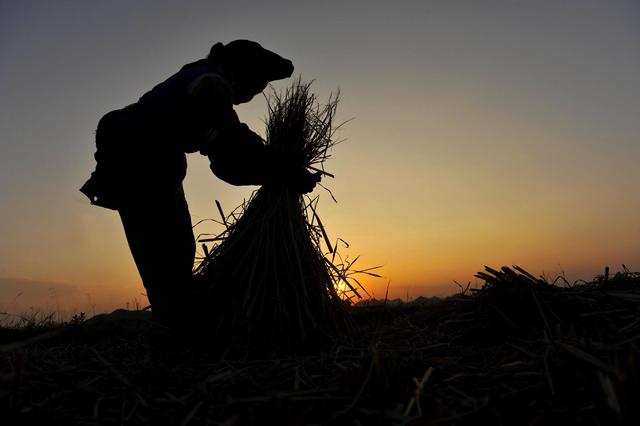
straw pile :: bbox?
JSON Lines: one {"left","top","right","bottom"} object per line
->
{"left": 191, "top": 80, "right": 356, "bottom": 351}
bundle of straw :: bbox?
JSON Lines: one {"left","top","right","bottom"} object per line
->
{"left": 192, "top": 80, "right": 355, "bottom": 351}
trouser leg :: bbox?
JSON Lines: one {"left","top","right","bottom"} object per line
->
{"left": 118, "top": 185, "right": 196, "bottom": 328}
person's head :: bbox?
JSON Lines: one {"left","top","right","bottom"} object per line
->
{"left": 208, "top": 40, "right": 294, "bottom": 104}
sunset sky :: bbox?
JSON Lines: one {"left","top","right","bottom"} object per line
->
{"left": 1, "top": 0, "right": 639, "bottom": 316}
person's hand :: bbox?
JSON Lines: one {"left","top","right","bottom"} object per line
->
{"left": 295, "top": 169, "right": 322, "bottom": 194}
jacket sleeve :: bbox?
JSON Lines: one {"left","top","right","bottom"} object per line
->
{"left": 186, "top": 73, "right": 235, "bottom": 130}
{"left": 207, "top": 121, "right": 283, "bottom": 186}
{"left": 186, "top": 72, "right": 291, "bottom": 186}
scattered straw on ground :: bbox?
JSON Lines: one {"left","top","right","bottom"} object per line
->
{"left": 1, "top": 266, "right": 639, "bottom": 425}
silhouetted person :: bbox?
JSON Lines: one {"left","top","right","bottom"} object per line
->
{"left": 80, "top": 40, "right": 319, "bottom": 329}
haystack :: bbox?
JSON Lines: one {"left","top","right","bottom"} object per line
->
{"left": 192, "top": 80, "right": 358, "bottom": 351}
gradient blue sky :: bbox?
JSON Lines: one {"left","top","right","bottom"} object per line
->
{"left": 1, "top": 0, "right": 639, "bottom": 315}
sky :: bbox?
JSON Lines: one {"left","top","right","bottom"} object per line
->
{"left": 1, "top": 0, "right": 639, "bottom": 316}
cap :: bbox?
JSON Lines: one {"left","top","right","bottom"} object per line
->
{"left": 210, "top": 40, "right": 294, "bottom": 82}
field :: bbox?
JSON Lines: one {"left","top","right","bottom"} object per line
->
{"left": 1, "top": 266, "right": 639, "bottom": 425}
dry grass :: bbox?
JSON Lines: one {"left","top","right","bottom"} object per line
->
{"left": 2, "top": 265, "right": 639, "bottom": 424}
{"left": 190, "top": 80, "right": 360, "bottom": 352}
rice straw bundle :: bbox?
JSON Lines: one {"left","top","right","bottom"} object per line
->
{"left": 192, "top": 80, "right": 355, "bottom": 351}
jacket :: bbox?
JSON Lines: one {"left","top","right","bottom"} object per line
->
{"left": 80, "top": 59, "right": 273, "bottom": 210}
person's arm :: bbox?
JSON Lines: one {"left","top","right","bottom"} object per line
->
{"left": 186, "top": 72, "right": 235, "bottom": 147}
{"left": 187, "top": 72, "right": 319, "bottom": 191}
{"left": 207, "top": 121, "right": 275, "bottom": 186}
{"left": 208, "top": 124, "right": 321, "bottom": 192}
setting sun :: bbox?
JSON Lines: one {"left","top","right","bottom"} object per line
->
{"left": 334, "top": 279, "right": 351, "bottom": 300}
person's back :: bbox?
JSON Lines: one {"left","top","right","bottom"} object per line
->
{"left": 85, "top": 57, "right": 234, "bottom": 208}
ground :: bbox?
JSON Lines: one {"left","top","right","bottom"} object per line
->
{"left": 1, "top": 266, "right": 639, "bottom": 425}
